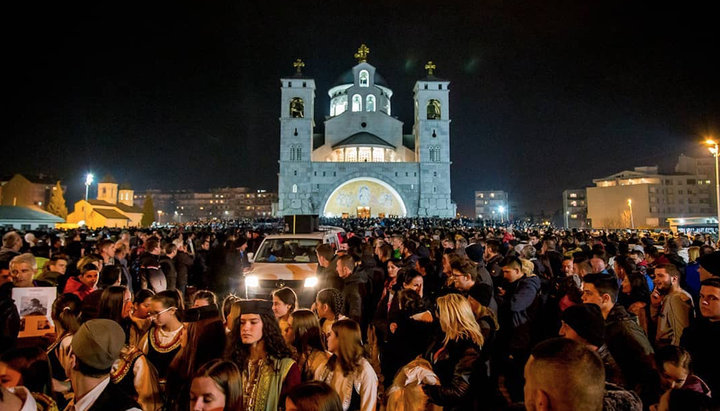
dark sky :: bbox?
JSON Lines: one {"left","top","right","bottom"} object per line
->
{"left": 5, "top": 1, "right": 719, "bottom": 216}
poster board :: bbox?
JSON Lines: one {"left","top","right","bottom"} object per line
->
{"left": 12, "top": 287, "right": 57, "bottom": 338}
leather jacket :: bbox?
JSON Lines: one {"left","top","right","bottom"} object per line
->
{"left": 423, "top": 336, "right": 484, "bottom": 410}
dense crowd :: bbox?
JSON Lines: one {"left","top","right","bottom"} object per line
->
{"left": 1, "top": 219, "right": 720, "bottom": 410}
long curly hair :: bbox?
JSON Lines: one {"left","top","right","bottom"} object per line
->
{"left": 225, "top": 313, "right": 293, "bottom": 369}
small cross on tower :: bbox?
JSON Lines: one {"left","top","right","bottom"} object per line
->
{"left": 425, "top": 61, "right": 436, "bottom": 76}
{"left": 354, "top": 44, "right": 370, "bottom": 63}
{"left": 293, "top": 58, "right": 305, "bottom": 74}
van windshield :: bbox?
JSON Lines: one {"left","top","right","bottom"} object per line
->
{"left": 254, "top": 239, "right": 321, "bottom": 263}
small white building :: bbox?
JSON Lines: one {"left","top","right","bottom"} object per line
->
{"left": 277, "top": 45, "right": 455, "bottom": 218}
{"left": 0, "top": 206, "right": 64, "bottom": 230}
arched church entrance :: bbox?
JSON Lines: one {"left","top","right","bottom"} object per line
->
{"left": 322, "top": 177, "right": 407, "bottom": 218}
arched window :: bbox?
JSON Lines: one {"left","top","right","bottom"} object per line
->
{"left": 359, "top": 70, "right": 369, "bottom": 87}
{"left": 296, "top": 147, "right": 302, "bottom": 161}
{"left": 290, "top": 97, "right": 304, "bottom": 118}
{"left": 352, "top": 94, "right": 362, "bottom": 112}
{"left": 427, "top": 99, "right": 441, "bottom": 120}
{"left": 366, "top": 95, "right": 376, "bottom": 112}
{"left": 292, "top": 184, "right": 298, "bottom": 193}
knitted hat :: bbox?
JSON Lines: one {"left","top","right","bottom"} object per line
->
{"left": 71, "top": 319, "right": 125, "bottom": 370}
{"left": 698, "top": 251, "right": 720, "bottom": 277}
{"left": 238, "top": 299, "right": 274, "bottom": 317}
{"left": 562, "top": 303, "right": 605, "bottom": 347}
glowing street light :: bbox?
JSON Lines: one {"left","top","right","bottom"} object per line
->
{"left": 498, "top": 205, "right": 506, "bottom": 223}
{"left": 627, "top": 198, "right": 634, "bottom": 229}
{"left": 84, "top": 173, "right": 94, "bottom": 201}
{"left": 565, "top": 210, "right": 570, "bottom": 228}
{"left": 704, "top": 138, "right": 720, "bottom": 237}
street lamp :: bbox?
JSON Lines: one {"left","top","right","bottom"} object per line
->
{"left": 157, "top": 210, "right": 163, "bottom": 224}
{"left": 498, "top": 205, "right": 505, "bottom": 224}
{"left": 627, "top": 198, "right": 634, "bottom": 229}
{"left": 565, "top": 210, "right": 570, "bottom": 228}
{"left": 84, "top": 173, "right": 94, "bottom": 201}
{"left": 705, "top": 138, "right": 720, "bottom": 237}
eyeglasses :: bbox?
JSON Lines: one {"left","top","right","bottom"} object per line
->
{"left": 149, "top": 307, "right": 174, "bottom": 318}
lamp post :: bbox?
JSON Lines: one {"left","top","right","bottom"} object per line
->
{"left": 157, "top": 210, "right": 163, "bottom": 224}
{"left": 498, "top": 205, "right": 506, "bottom": 224}
{"left": 565, "top": 210, "right": 570, "bottom": 228}
{"left": 628, "top": 198, "right": 634, "bottom": 229}
{"left": 705, "top": 138, "right": 720, "bottom": 237}
{"left": 84, "top": 173, "right": 93, "bottom": 201}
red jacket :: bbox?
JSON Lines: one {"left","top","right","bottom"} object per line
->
{"left": 63, "top": 276, "right": 94, "bottom": 300}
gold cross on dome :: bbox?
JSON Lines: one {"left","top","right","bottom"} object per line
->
{"left": 293, "top": 58, "right": 305, "bottom": 74}
{"left": 425, "top": 61, "right": 436, "bottom": 76}
{"left": 354, "top": 44, "right": 370, "bottom": 63}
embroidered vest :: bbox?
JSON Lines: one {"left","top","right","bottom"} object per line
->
{"left": 111, "top": 347, "right": 144, "bottom": 400}
{"left": 145, "top": 326, "right": 183, "bottom": 381}
{"left": 242, "top": 357, "right": 295, "bottom": 411}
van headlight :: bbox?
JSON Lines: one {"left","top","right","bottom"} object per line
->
{"left": 245, "top": 275, "right": 259, "bottom": 288}
{"left": 304, "top": 277, "right": 319, "bottom": 288}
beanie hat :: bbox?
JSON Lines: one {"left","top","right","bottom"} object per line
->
{"left": 562, "top": 303, "right": 605, "bottom": 347}
{"left": 698, "top": 251, "right": 720, "bottom": 277}
{"left": 71, "top": 319, "right": 125, "bottom": 370}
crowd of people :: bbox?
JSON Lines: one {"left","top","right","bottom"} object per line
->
{"left": 1, "top": 219, "right": 720, "bottom": 410}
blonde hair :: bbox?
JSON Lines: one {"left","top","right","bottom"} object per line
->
{"left": 330, "top": 319, "right": 365, "bottom": 376}
{"left": 437, "top": 294, "right": 484, "bottom": 348}
{"left": 688, "top": 246, "right": 700, "bottom": 263}
{"left": 520, "top": 258, "right": 535, "bottom": 277}
{"left": 226, "top": 300, "right": 243, "bottom": 331}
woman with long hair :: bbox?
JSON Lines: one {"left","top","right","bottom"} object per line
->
{"left": 189, "top": 359, "right": 243, "bottom": 411}
{"left": 140, "top": 290, "right": 185, "bottom": 387}
{"left": 371, "top": 259, "right": 402, "bottom": 346}
{"left": 619, "top": 272, "right": 652, "bottom": 334}
{"left": 47, "top": 293, "right": 81, "bottom": 404}
{"left": 167, "top": 304, "right": 226, "bottom": 410}
{"left": 422, "top": 293, "right": 485, "bottom": 411}
{"left": 315, "top": 289, "right": 347, "bottom": 342}
{"left": 98, "top": 286, "right": 162, "bottom": 411}
{"left": 286, "top": 381, "right": 343, "bottom": 411}
{"left": 129, "top": 289, "right": 154, "bottom": 348}
{"left": 225, "top": 299, "right": 300, "bottom": 410}
{"left": 272, "top": 287, "right": 298, "bottom": 337}
{"left": 314, "top": 319, "right": 378, "bottom": 411}
{"left": 285, "top": 309, "right": 330, "bottom": 381}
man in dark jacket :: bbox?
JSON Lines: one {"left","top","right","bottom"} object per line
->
{"left": 483, "top": 239, "right": 504, "bottom": 288}
{"left": 681, "top": 277, "right": 720, "bottom": 401}
{"left": 494, "top": 256, "right": 541, "bottom": 402}
{"left": 582, "top": 273, "right": 655, "bottom": 395}
{"left": 173, "top": 241, "right": 194, "bottom": 294}
{"left": 159, "top": 243, "right": 178, "bottom": 290}
{"left": 336, "top": 254, "right": 366, "bottom": 325}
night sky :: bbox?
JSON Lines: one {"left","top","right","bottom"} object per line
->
{"left": 5, "top": 1, "right": 719, "bottom": 216}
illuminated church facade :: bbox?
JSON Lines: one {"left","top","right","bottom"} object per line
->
{"left": 277, "top": 45, "right": 456, "bottom": 218}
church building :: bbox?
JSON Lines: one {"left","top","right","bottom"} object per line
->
{"left": 66, "top": 176, "right": 143, "bottom": 228}
{"left": 277, "top": 45, "right": 456, "bottom": 218}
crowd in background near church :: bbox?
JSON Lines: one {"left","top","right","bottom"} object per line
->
{"left": 1, "top": 217, "right": 720, "bottom": 410}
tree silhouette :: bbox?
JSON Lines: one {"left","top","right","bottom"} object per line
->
{"left": 141, "top": 194, "right": 155, "bottom": 227}
{"left": 47, "top": 181, "right": 68, "bottom": 219}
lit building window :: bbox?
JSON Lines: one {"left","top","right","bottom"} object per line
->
{"left": 358, "top": 147, "right": 371, "bottom": 162}
{"left": 490, "top": 193, "right": 495, "bottom": 198}
{"left": 359, "top": 70, "right": 369, "bottom": 87}
{"left": 372, "top": 147, "right": 384, "bottom": 162}
{"left": 569, "top": 193, "right": 577, "bottom": 198}
{"left": 352, "top": 94, "right": 362, "bottom": 112}
{"left": 345, "top": 147, "right": 358, "bottom": 162}
{"left": 292, "top": 184, "right": 298, "bottom": 193}
{"left": 366, "top": 95, "right": 376, "bottom": 112}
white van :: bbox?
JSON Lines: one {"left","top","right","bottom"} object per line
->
{"left": 243, "top": 226, "right": 344, "bottom": 305}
